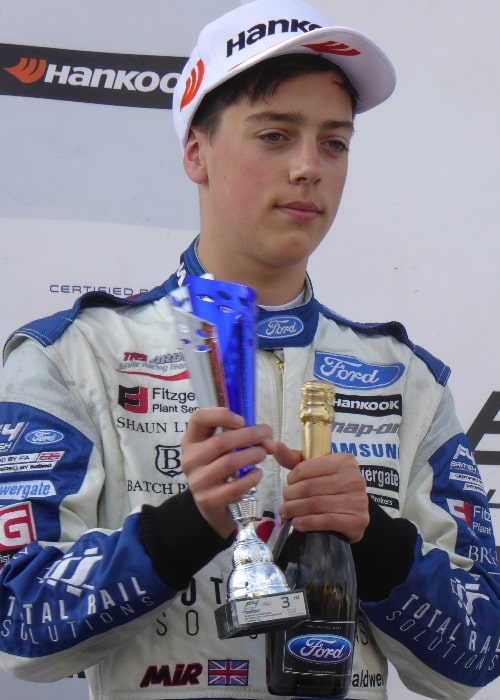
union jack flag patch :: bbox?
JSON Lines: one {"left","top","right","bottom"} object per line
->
{"left": 208, "top": 659, "right": 249, "bottom": 686}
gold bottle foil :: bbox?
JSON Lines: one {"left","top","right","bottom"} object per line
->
{"left": 300, "top": 380, "right": 335, "bottom": 458}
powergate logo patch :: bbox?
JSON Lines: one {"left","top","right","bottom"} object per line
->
{"left": 0, "top": 43, "right": 187, "bottom": 108}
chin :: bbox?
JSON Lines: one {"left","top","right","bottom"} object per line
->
{"left": 279, "top": 230, "right": 325, "bottom": 259}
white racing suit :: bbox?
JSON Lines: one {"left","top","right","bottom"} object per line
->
{"left": 0, "top": 239, "right": 499, "bottom": 700}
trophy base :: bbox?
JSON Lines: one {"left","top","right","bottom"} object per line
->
{"left": 215, "top": 589, "right": 308, "bottom": 639}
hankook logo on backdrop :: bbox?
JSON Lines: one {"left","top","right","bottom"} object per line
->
{"left": 0, "top": 43, "right": 187, "bottom": 108}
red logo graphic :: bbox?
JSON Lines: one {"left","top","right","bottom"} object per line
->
{"left": 447, "top": 498, "right": 472, "bottom": 526}
{"left": 118, "top": 385, "right": 148, "bottom": 413}
{"left": 4, "top": 57, "right": 47, "bottom": 83}
{"left": 0, "top": 502, "right": 37, "bottom": 551}
{"left": 140, "top": 663, "right": 203, "bottom": 688}
{"left": 255, "top": 510, "right": 278, "bottom": 543}
{"left": 118, "top": 368, "right": 190, "bottom": 382}
{"left": 180, "top": 59, "right": 205, "bottom": 110}
{"left": 302, "top": 41, "right": 361, "bottom": 57}
{"left": 119, "top": 351, "right": 189, "bottom": 382}
{"left": 38, "top": 451, "right": 64, "bottom": 461}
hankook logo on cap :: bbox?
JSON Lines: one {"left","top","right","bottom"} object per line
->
{"left": 302, "top": 40, "right": 360, "bottom": 56}
{"left": 180, "top": 58, "right": 204, "bottom": 109}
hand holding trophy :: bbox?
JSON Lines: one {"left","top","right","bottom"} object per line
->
{"left": 169, "top": 275, "right": 308, "bottom": 639}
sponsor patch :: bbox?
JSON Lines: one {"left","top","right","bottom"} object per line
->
{"left": 140, "top": 663, "right": 203, "bottom": 688}
{"left": 314, "top": 352, "right": 404, "bottom": 390}
{"left": 0, "top": 501, "right": 37, "bottom": 552}
{"left": 451, "top": 577, "right": 490, "bottom": 626}
{"left": 334, "top": 393, "right": 402, "bottom": 417}
{"left": 0, "top": 480, "right": 56, "bottom": 500}
{"left": 25, "top": 429, "right": 64, "bottom": 445}
{"left": 208, "top": 659, "right": 249, "bottom": 686}
{"left": 118, "top": 385, "right": 148, "bottom": 414}
{"left": 449, "top": 443, "right": 485, "bottom": 495}
{"left": 333, "top": 442, "right": 399, "bottom": 461}
{"left": 0, "top": 422, "right": 27, "bottom": 453}
{"left": 117, "top": 351, "right": 189, "bottom": 382}
{"left": 256, "top": 316, "right": 304, "bottom": 340}
{"left": 0, "top": 450, "right": 64, "bottom": 475}
{"left": 155, "top": 445, "right": 182, "bottom": 477}
{"left": 360, "top": 465, "right": 400, "bottom": 492}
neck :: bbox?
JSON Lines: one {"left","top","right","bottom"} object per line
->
{"left": 195, "top": 236, "right": 308, "bottom": 306}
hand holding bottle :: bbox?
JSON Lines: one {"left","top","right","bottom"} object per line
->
{"left": 270, "top": 437, "right": 369, "bottom": 543}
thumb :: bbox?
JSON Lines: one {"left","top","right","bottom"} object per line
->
{"left": 269, "top": 441, "right": 302, "bottom": 471}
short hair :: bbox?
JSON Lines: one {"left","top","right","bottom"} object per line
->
{"left": 191, "top": 53, "right": 359, "bottom": 141}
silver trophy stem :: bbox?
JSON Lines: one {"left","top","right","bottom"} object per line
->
{"left": 226, "top": 488, "right": 290, "bottom": 599}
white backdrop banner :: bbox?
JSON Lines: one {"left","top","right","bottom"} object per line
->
{"left": 0, "top": 1, "right": 498, "bottom": 698}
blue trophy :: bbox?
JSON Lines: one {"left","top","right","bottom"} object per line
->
{"left": 169, "top": 275, "right": 308, "bottom": 639}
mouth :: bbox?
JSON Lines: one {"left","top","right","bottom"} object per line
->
{"left": 277, "top": 201, "right": 322, "bottom": 222}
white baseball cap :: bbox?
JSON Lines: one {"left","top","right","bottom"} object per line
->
{"left": 172, "top": 0, "right": 396, "bottom": 146}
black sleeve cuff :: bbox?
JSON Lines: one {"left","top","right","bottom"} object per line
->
{"left": 350, "top": 498, "right": 418, "bottom": 602}
{"left": 140, "top": 490, "right": 234, "bottom": 590}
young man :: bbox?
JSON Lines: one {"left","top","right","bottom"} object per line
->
{"left": 0, "top": 1, "right": 498, "bottom": 699}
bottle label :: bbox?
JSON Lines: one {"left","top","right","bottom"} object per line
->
{"left": 281, "top": 620, "right": 355, "bottom": 674}
{"left": 287, "top": 633, "right": 352, "bottom": 664}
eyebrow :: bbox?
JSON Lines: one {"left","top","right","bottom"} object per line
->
{"left": 245, "top": 110, "right": 354, "bottom": 133}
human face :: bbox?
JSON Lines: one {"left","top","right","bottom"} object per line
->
{"left": 189, "top": 71, "right": 353, "bottom": 290}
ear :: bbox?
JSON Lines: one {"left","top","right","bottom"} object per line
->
{"left": 183, "top": 127, "right": 209, "bottom": 185}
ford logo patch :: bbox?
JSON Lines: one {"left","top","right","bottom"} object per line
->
{"left": 25, "top": 429, "right": 64, "bottom": 445}
{"left": 256, "top": 316, "right": 304, "bottom": 339}
{"left": 314, "top": 352, "right": 404, "bottom": 390}
{"left": 286, "top": 634, "right": 352, "bottom": 664}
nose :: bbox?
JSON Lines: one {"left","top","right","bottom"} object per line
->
{"left": 289, "top": 139, "right": 321, "bottom": 185}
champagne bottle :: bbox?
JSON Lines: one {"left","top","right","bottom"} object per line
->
{"left": 266, "top": 380, "right": 357, "bottom": 697}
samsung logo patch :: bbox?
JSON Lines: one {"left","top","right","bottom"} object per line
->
{"left": 256, "top": 316, "right": 304, "bottom": 339}
{"left": 315, "top": 352, "right": 404, "bottom": 390}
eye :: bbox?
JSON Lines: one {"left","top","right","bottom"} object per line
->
{"left": 324, "top": 138, "right": 349, "bottom": 153}
{"left": 259, "top": 131, "right": 287, "bottom": 144}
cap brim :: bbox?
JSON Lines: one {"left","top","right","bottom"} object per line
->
{"left": 216, "top": 26, "right": 396, "bottom": 114}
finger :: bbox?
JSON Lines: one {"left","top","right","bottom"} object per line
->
{"left": 183, "top": 407, "right": 244, "bottom": 444}
{"left": 183, "top": 429, "right": 273, "bottom": 478}
{"left": 269, "top": 440, "right": 302, "bottom": 470}
{"left": 286, "top": 453, "right": 360, "bottom": 485}
{"left": 287, "top": 510, "right": 369, "bottom": 543}
{"left": 283, "top": 468, "right": 367, "bottom": 502}
{"left": 182, "top": 423, "right": 274, "bottom": 474}
{"left": 193, "top": 466, "right": 263, "bottom": 512}
{"left": 188, "top": 443, "right": 269, "bottom": 487}
{"left": 281, "top": 489, "right": 368, "bottom": 517}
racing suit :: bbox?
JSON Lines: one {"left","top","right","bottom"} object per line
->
{"left": 0, "top": 238, "right": 499, "bottom": 700}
